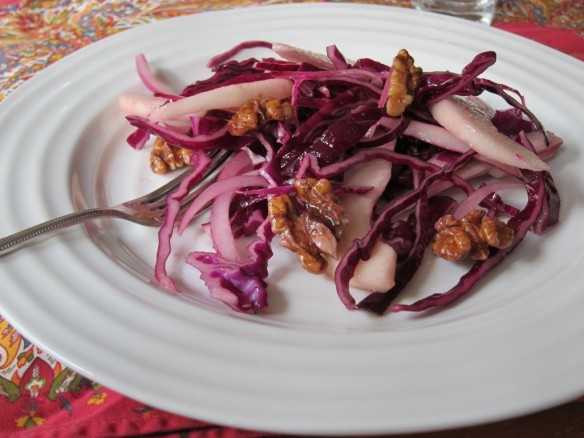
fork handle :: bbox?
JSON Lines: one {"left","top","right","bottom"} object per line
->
{"left": 0, "top": 208, "right": 126, "bottom": 256}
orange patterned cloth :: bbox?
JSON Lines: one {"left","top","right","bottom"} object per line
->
{"left": 1, "top": 0, "right": 583, "bottom": 101}
{"left": 0, "top": 1, "right": 583, "bottom": 437}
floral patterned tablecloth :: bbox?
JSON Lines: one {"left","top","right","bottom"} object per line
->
{"left": 0, "top": 1, "right": 583, "bottom": 437}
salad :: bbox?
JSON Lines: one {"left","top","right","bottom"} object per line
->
{"left": 119, "top": 41, "right": 561, "bottom": 315}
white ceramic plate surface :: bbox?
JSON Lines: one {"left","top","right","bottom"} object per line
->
{"left": 0, "top": 4, "right": 583, "bottom": 435}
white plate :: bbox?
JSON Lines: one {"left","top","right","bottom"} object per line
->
{"left": 1, "top": 3, "right": 583, "bottom": 435}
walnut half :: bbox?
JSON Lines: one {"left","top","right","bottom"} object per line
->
{"left": 149, "top": 137, "right": 193, "bottom": 174}
{"left": 268, "top": 178, "right": 345, "bottom": 274}
{"left": 228, "top": 98, "right": 293, "bottom": 136}
{"left": 432, "top": 209, "right": 514, "bottom": 261}
{"left": 385, "top": 49, "right": 423, "bottom": 117}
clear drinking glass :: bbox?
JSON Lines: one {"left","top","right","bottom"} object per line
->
{"left": 411, "top": 0, "right": 497, "bottom": 25}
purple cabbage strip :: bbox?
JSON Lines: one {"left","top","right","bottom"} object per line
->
{"left": 334, "top": 150, "right": 476, "bottom": 309}
{"left": 391, "top": 169, "right": 560, "bottom": 313}
{"left": 255, "top": 59, "right": 304, "bottom": 71}
{"left": 154, "top": 152, "right": 212, "bottom": 291}
{"left": 415, "top": 51, "right": 545, "bottom": 137}
{"left": 186, "top": 217, "right": 274, "bottom": 312}
{"left": 276, "top": 87, "right": 366, "bottom": 170}
{"left": 326, "top": 44, "right": 351, "bottom": 70}
{"left": 358, "top": 195, "right": 457, "bottom": 314}
{"left": 304, "top": 107, "right": 384, "bottom": 164}
{"left": 353, "top": 57, "right": 390, "bottom": 74}
{"left": 126, "top": 127, "right": 150, "bottom": 150}
{"left": 479, "top": 190, "right": 521, "bottom": 218}
{"left": 298, "top": 146, "right": 474, "bottom": 192}
{"left": 126, "top": 115, "right": 256, "bottom": 151}
{"left": 183, "top": 71, "right": 277, "bottom": 97}
{"left": 359, "top": 116, "right": 409, "bottom": 148}
{"left": 206, "top": 40, "right": 273, "bottom": 69}
{"left": 230, "top": 196, "right": 269, "bottom": 236}
{"left": 517, "top": 131, "right": 560, "bottom": 232}
{"left": 491, "top": 108, "right": 538, "bottom": 136}
{"left": 191, "top": 114, "right": 230, "bottom": 136}
{"left": 381, "top": 217, "right": 416, "bottom": 259}
{"left": 417, "top": 51, "right": 496, "bottom": 105}
{"left": 182, "top": 58, "right": 263, "bottom": 96}
{"left": 530, "top": 170, "right": 560, "bottom": 233}
{"left": 477, "top": 78, "right": 545, "bottom": 135}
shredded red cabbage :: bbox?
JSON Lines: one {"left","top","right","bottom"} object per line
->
{"left": 123, "top": 42, "right": 562, "bottom": 315}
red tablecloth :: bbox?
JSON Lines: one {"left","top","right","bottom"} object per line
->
{"left": 0, "top": 1, "right": 583, "bottom": 437}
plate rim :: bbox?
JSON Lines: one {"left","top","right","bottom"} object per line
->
{"left": 1, "top": 3, "right": 584, "bottom": 435}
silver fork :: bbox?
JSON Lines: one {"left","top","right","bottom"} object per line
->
{"left": 0, "top": 149, "right": 232, "bottom": 256}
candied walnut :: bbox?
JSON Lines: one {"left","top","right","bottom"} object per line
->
{"left": 149, "top": 137, "right": 193, "bottom": 174}
{"left": 461, "top": 209, "right": 489, "bottom": 260}
{"left": 227, "top": 101, "right": 259, "bottom": 136}
{"left": 268, "top": 194, "right": 328, "bottom": 274}
{"left": 228, "top": 98, "right": 293, "bottom": 136}
{"left": 432, "top": 222, "right": 473, "bottom": 261}
{"left": 432, "top": 209, "right": 514, "bottom": 261}
{"left": 385, "top": 49, "right": 423, "bottom": 117}
{"left": 268, "top": 194, "right": 295, "bottom": 236}
{"left": 480, "top": 214, "right": 515, "bottom": 249}
{"left": 293, "top": 178, "right": 345, "bottom": 236}
{"left": 268, "top": 178, "right": 345, "bottom": 274}
{"left": 264, "top": 98, "right": 293, "bottom": 121}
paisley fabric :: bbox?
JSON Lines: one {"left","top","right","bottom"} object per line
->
{"left": 1, "top": 0, "right": 583, "bottom": 100}
{"left": 0, "top": 1, "right": 582, "bottom": 436}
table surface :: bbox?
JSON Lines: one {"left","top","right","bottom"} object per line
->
{"left": 1, "top": 1, "right": 583, "bottom": 437}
